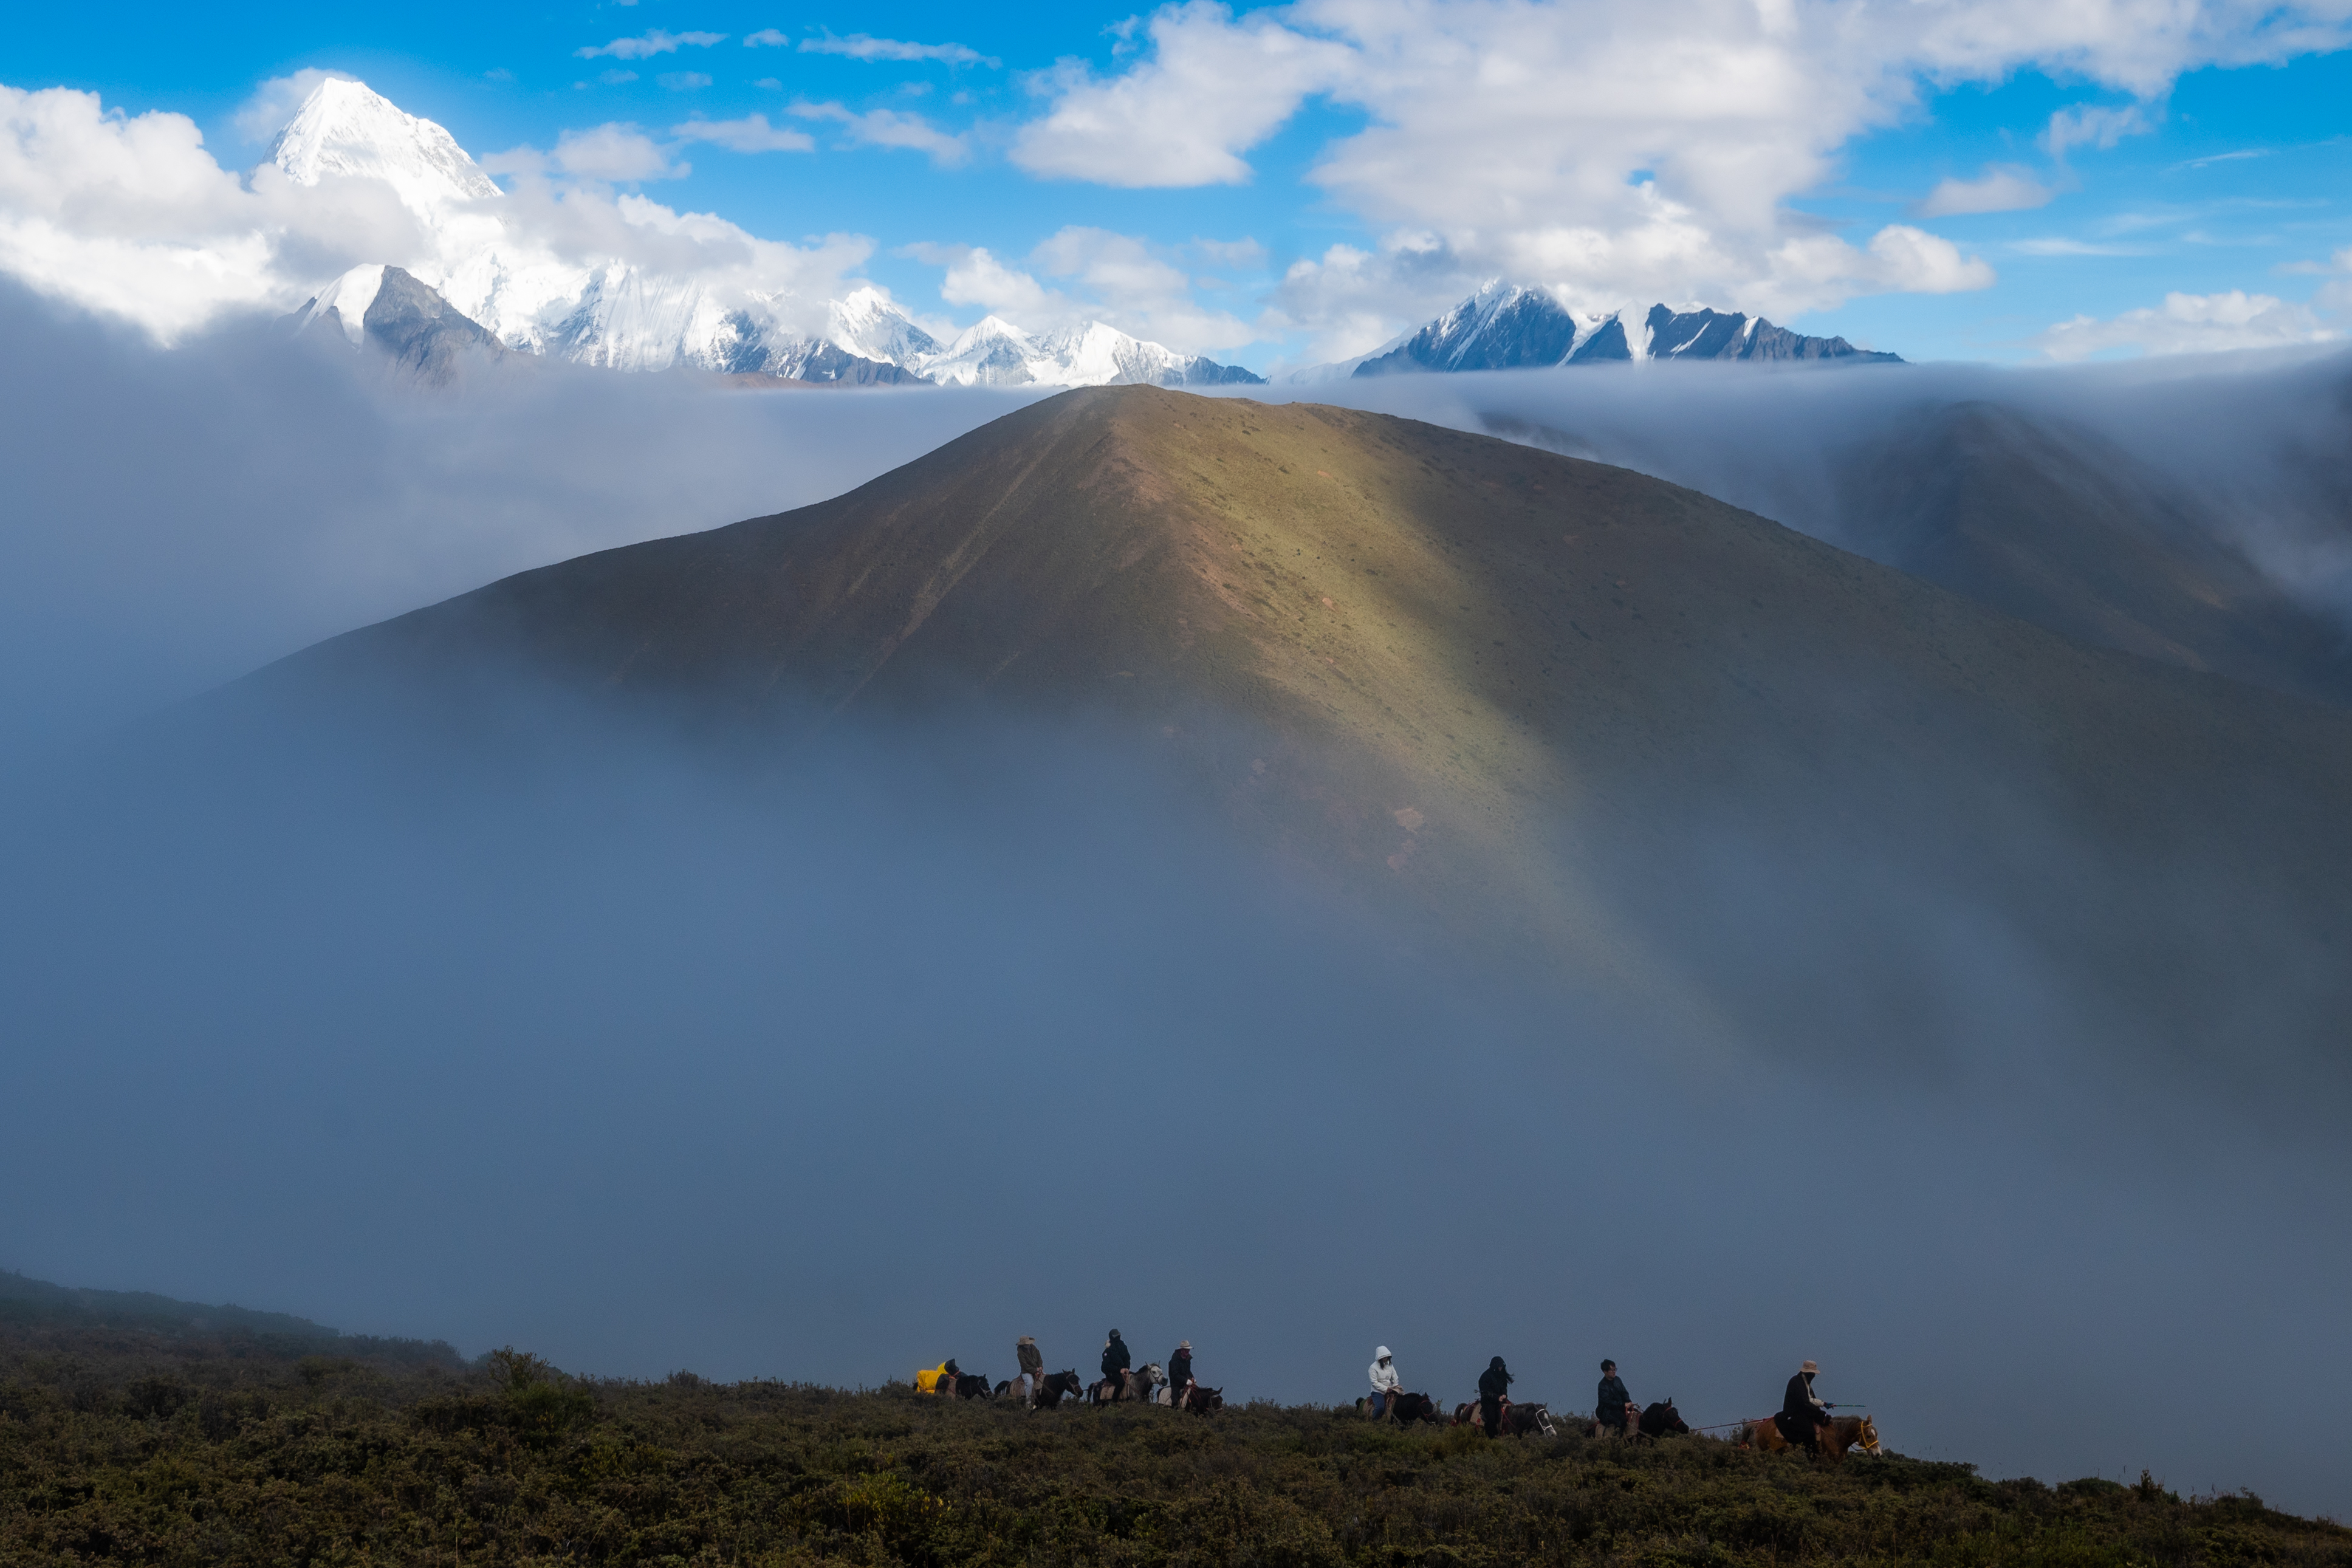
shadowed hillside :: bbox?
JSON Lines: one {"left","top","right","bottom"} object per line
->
{"left": 243, "top": 385, "right": 2352, "bottom": 1076}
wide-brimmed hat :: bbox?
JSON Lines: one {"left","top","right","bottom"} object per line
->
{"left": 1376, "top": 1346, "right": 1391, "bottom": 1358}
{"left": 1018, "top": 1336, "right": 1035, "bottom": 1345}
{"left": 1179, "top": 1340, "right": 1191, "bottom": 1351}
{"left": 1802, "top": 1360, "right": 1819, "bottom": 1374}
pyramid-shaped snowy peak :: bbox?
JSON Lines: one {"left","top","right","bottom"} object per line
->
{"left": 269, "top": 78, "right": 501, "bottom": 209}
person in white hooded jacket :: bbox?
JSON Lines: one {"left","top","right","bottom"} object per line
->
{"left": 1368, "top": 1346, "right": 1401, "bottom": 1416}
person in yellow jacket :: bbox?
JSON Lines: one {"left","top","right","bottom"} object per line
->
{"left": 915, "top": 1358, "right": 961, "bottom": 1395}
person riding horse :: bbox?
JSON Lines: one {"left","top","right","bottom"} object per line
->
{"left": 1168, "top": 1341, "right": 1194, "bottom": 1400}
{"left": 1478, "top": 1357, "right": 1514, "bottom": 1437}
{"left": 1016, "top": 1336, "right": 1044, "bottom": 1402}
{"left": 1369, "top": 1346, "right": 1401, "bottom": 1417}
{"left": 1098, "top": 1330, "right": 1131, "bottom": 1400}
{"left": 1596, "top": 1360, "right": 1634, "bottom": 1436}
{"left": 1777, "top": 1360, "right": 1831, "bottom": 1453}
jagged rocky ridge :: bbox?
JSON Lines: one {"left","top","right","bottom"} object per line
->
{"left": 1353, "top": 283, "right": 1901, "bottom": 376}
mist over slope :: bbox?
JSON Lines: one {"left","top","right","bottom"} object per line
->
{"left": 1286, "top": 353, "right": 2352, "bottom": 705}
{"left": 4, "top": 300, "right": 2351, "bottom": 1515}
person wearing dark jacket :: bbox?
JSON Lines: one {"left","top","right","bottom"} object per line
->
{"left": 1477, "top": 1357, "right": 1514, "bottom": 1437}
{"left": 1100, "top": 1330, "right": 1131, "bottom": 1397}
{"left": 1775, "top": 1360, "right": 1828, "bottom": 1451}
{"left": 1596, "top": 1360, "right": 1633, "bottom": 1433}
{"left": 1168, "top": 1341, "right": 1193, "bottom": 1398}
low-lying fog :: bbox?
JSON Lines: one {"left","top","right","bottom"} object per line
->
{"left": 2, "top": 281, "right": 2347, "bottom": 1516}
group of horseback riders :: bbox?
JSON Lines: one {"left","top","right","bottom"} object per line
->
{"left": 1365, "top": 1347, "right": 1865, "bottom": 1457}
{"left": 916, "top": 1330, "right": 1222, "bottom": 1412}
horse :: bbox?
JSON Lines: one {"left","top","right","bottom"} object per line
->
{"left": 1740, "top": 1413, "right": 1879, "bottom": 1463}
{"left": 1387, "top": 1392, "right": 1444, "bottom": 1426}
{"left": 1179, "top": 1383, "right": 1224, "bottom": 1415}
{"left": 951, "top": 1372, "right": 993, "bottom": 1400}
{"left": 1639, "top": 1400, "right": 1692, "bottom": 1439}
{"left": 1091, "top": 1363, "right": 1165, "bottom": 1405}
{"left": 1032, "top": 1370, "right": 1084, "bottom": 1409}
{"left": 1452, "top": 1400, "right": 1551, "bottom": 1436}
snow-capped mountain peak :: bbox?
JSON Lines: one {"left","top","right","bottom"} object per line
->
{"left": 264, "top": 82, "right": 1264, "bottom": 389}
{"left": 825, "top": 287, "right": 942, "bottom": 365}
{"left": 269, "top": 78, "right": 501, "bottom": 210}
{"left": 1350, "top": 281, "right": 1899, "bottom": 376}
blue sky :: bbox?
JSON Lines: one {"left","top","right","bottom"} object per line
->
{"left": 9, "top": 0, "right": 2352, "bottom": 366}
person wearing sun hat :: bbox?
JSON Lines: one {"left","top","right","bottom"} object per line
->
{"left": 1777, "top": 1360, "right": 1829, "bottom": 1452}
{"left": 1168, "top": 1340, "right": 1194, "bottom": 1399}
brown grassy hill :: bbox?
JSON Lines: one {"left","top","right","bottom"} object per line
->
{"left": 258, "top": 385, "right": 2352, "bottom": 1063}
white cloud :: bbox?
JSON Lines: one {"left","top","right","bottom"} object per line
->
{"left": 549, "top": 123, "right": 685, "bottom": 181}
{"left": 1914, "top": 164, "right": 2055, "bottom": 217}
{"left": 598, "top": 70, "right": 640, "bottom": 86}
{"left": 2043, "top": 103, "right": 2155, "bottom": 162}
{"left": 0, "top": 83, "right": 430, "bottom": 343}
{"left": 799, "top": 35, "right": 997, "bottom": 66}
{"left": 2011, "top": 237, "right": 2146, "bottom": 256}
{"left": 671, "top": 113, "right": 815, "bottom": 154}
{"left": 576, "top": 30, "right": 727, "bottom": 61}
{"left": 744, "top": 29, "right": 790, "bottom": 47}
{"left": 1009, "top": 0, "right": 2352, "bottom": 340}
{"left": 658, "top": 73, "right": 715, "bottom": 91}
{"left": 910, "top": 227, "right": 1255, "bottom": 352}
{"left": 1011, "top": 2, "right": 1351, "bottom": 185}
{"left": 2037, "top": 290, "right": 2337, "bottom": 359}
{"left": 789, "top": 101, "right": 969, "bottom": 166}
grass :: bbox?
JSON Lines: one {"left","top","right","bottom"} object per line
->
{"left": 1, "top": 1316, "right": 2345, "bottom": 1567}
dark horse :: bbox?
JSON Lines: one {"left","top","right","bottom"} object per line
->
{"left": 1031, "top": 1370, "right": 1085, "bottom": 1409}
{"left": 1639, "top": 1400, "right": 1692, "bottom": 1438}
{"left": 951, "top": 1372, "right": 992, "bottom": 1400}
{"left": 1179, "top": 1384, "right": 1224, "bottom": 1414}
{"left": 1453, "top": 1400, "right": 1554, "bottom": 1436}
{"left": 1387, "top": 1392, "right": 1444, "bottom": 1426}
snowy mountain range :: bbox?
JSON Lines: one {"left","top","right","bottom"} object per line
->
{"left": 1346, "top": 282, "right": 1901, "bottom": 376}
{"left": 272, "top": 78, "right": 1263, "bottom": 388}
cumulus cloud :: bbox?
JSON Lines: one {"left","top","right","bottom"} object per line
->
{"left": 789, "top": 101, "right": 969, "bottom": 166}
{"left": 799, "top": 35, "right": 997, "bottom": 67}
{"left": 549, "top": 123, "right": 685, "bottom": 182}
{"left": 1010, "top": 0, "right": 2352, "bottom": 342}
{"left": 2037, "top": 289, "right": 2338, "bottom": 358}
{"left": 0, "top": 77, "right": 877, "bottom": 348}
{"left": 671, "top": 114, "right": 815, "bottom": 154}
{"left": 1011, "top": 2, "right": 1351, "bottom": 185}
{"left": 910, "top": 227, "right": 1254, "bottom": 352}
{"left": 0, "top": 83, "right": 428, "bottom": 343}
{"left": 1914, "top": 164, "right": 2055, "bottom": 217}
{"left": 743, "top": 29, "right": 789, "bottom": 47}
{"left": 575, "top": 30, "right": 727, "bottom": 61}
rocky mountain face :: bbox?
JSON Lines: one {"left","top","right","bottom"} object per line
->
{"left": 287, "top": 264, "right": 504, "bottom": 384}
{"left": 270, "top": 80, "right": 1261, "bottom": 388}
{"left": 1353, "top": 283, "right": 1900, "bottom": 376}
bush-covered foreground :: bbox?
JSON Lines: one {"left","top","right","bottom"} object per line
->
{"left": 1, "top": 1315, "right": 2345, "bottom": 1568}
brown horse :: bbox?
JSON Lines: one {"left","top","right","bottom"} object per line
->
{"left": 1741, "top": 1413, "right": 1881, "bottom": 1464}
